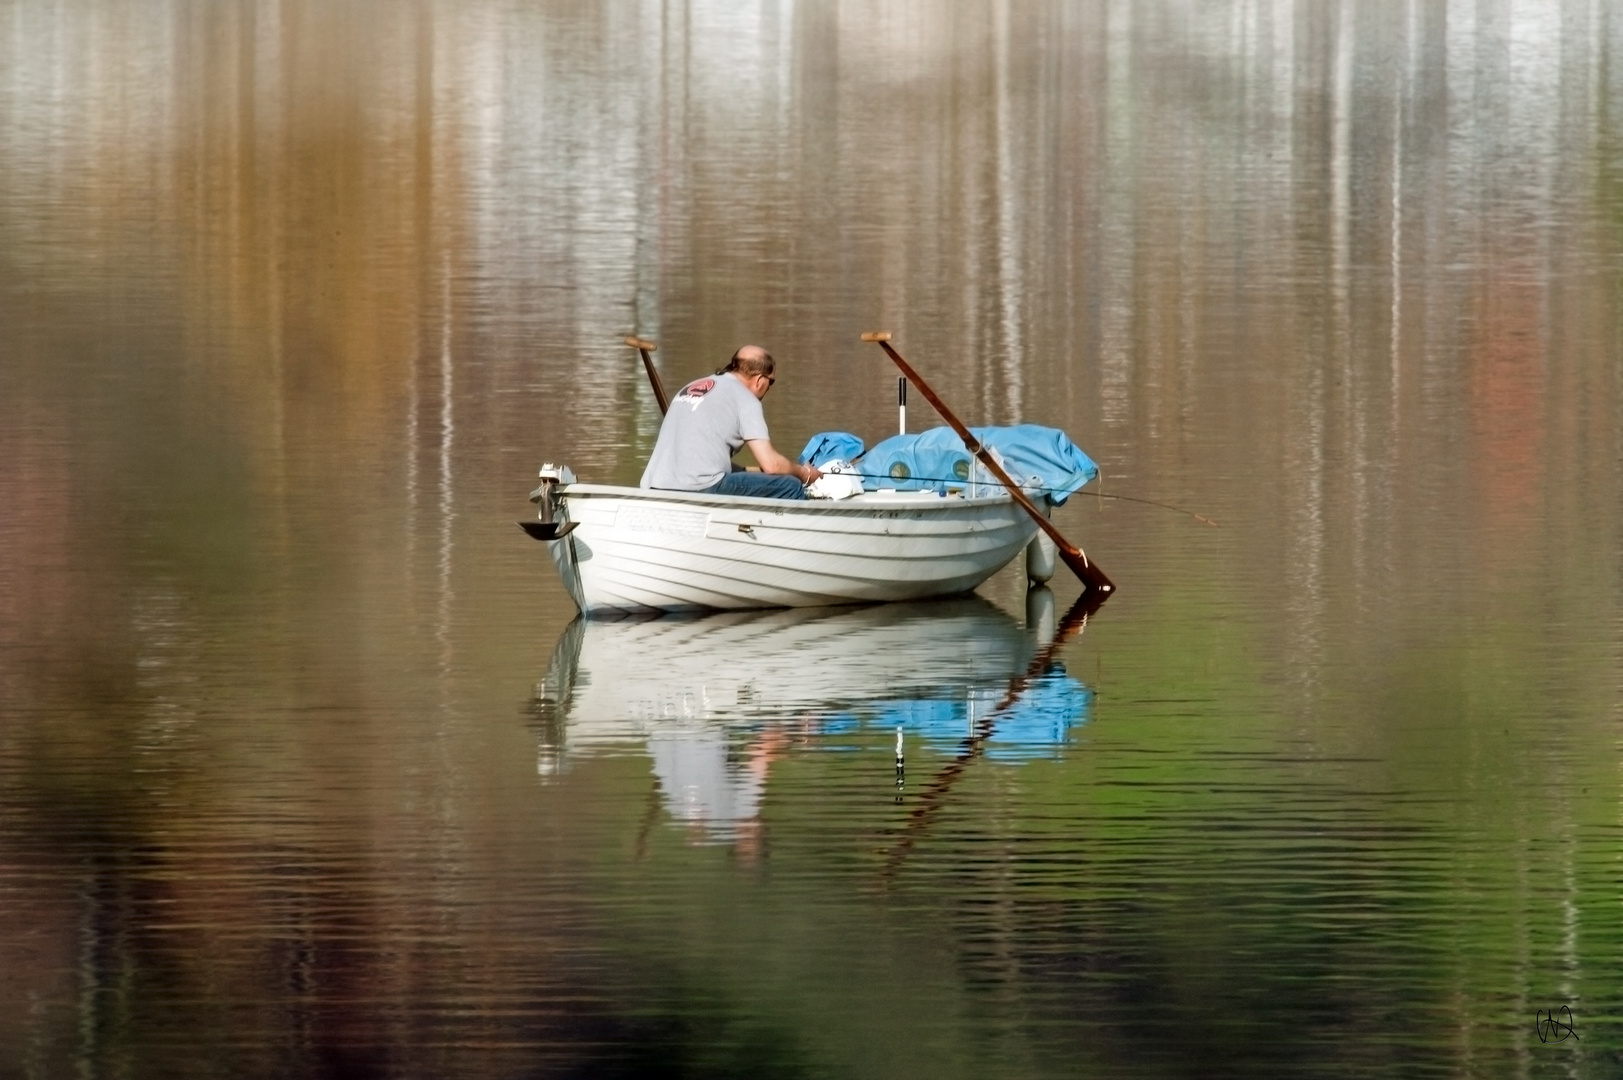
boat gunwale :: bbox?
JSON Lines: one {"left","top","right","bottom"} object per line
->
{"left": 557, "top": 483, "right": 1024, "bottom": 514}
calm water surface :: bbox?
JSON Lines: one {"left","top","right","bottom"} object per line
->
{"left": 3, "top": 1, "right": 1623, "bottom": 1076}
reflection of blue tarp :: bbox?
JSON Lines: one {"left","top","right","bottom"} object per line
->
{"left": 798, "top": 425, "right": 1099, "bottom": 505}
{"left": 817, "top": 668, "right": 1092, "bottom": 762}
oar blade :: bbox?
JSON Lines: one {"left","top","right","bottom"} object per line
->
{"left": 1057, "top": 540, "right": 1114, "bottom": 597}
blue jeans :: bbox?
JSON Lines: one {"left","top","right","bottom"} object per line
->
{"left": 703, "top": 472, "right": 807, "bottom": 500}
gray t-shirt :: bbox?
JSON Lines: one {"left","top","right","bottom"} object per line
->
{"left": 640, "top": 372, "right": 771, "bottom": 491}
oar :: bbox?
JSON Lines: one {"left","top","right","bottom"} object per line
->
{"left": 861, "top": 332, "right": 1115, "bottom": 597}
{"left": 626, "top": 336, "right": 669, "bottom": 414}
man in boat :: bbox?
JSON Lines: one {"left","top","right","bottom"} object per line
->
{"left": 640, "top": 344, "right": 823, "bottom": 499}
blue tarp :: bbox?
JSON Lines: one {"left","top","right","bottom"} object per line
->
{"left": 798, "top": 431, "right": 866, "bottom": 468}
{"left": 798, "top": 424, "right": 1099, "bottom": 505}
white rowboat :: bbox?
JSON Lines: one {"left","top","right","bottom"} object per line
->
{"left": 531, "top": 472, "right": 1049, "bottom": 615}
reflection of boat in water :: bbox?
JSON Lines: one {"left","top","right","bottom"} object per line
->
{"left": 530, "top": 595, "right": 1093, "bottom": 840}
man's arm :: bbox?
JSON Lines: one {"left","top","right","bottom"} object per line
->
{"left": 744, "top": 439, "right": 822, "bottom": 484}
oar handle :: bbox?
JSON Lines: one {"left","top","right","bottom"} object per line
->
{"left": 626, "top": 336, "right": 669, "bottom": 414}
{"left": 862, "top": 332, "right": 1114, "bottom": 596}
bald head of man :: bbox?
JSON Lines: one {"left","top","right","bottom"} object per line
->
{"left": 720, "top": 345, "right": 776, "bottom": 400}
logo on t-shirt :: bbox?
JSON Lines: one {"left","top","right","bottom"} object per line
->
{"left": 676, "top": 378, "right": 715, "bottom": 409}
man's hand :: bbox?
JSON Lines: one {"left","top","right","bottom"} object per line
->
{"left": 745, "top": 439, "right": 821, "bottom": 485}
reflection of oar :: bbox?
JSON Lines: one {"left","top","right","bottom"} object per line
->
{"left": 882, "top": 589, "right": 1102, "bottom": 878}
{"left": 861, "top": 332, "right": 1114, "bottom": 598}
{"left": 626, "top": 335, "right": 669, "bottom": 414}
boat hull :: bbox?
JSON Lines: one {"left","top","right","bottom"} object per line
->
{"left": 542, "top": 484, "right": 1040, "bottom": 614}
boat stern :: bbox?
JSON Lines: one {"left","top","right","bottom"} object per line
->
{"left": 527, "top": 463, "right": 586, "bottom": 611}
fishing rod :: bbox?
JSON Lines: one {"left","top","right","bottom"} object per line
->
{"left": 828, "top": 470, "right": 1219, "bottom": 527}
{"left": 1071, "top": 490, "right": 1218, "bottom": 527}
